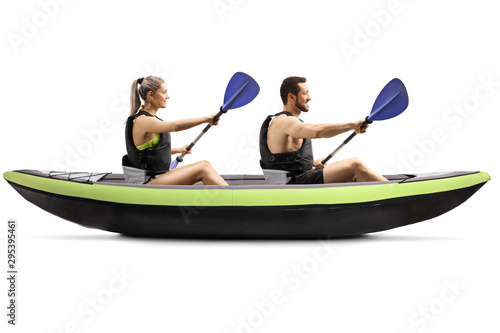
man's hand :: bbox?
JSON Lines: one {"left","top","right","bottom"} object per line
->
{"left": 354, "top": 118, "right": 369, "bottom": 134}
{"left": 313, "top": 158, "right": 327, "bottom": 168}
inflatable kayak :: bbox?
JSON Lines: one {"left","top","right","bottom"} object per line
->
{"left": 3, "top": 170, "right": 490, "bottom": 239}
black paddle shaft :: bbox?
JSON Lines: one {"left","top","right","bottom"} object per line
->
{"left": 321, "top": 117, "right": 371, "bottom": 165}
{"left": 178, "top": 108, "right": 226, "bottom": 162}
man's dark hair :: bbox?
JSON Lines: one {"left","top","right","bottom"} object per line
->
{"left": 280, "top": 76, "right": 307, "bottom": 105}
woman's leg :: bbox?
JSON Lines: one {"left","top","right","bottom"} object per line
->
{"left": 148, "top": 160, "right": 228, "bottom": 185}
{"left": 323, "top": 157, "right": 387, "bottom": 183}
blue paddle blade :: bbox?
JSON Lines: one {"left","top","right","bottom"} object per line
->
{"left": 169, "top": 159, "right": 178, "bottom": 170}
{"left": 221, "top": 72, "right": 260, "bottom": 111}
{"left": 367, "top": 78, "right": 409, "bottom": 122}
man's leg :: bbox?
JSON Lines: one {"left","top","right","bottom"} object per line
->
{"left": 323, "top": 157, "right": 387, "bottom": 183}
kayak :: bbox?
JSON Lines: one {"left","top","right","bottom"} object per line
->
{"left": 3, "top": 170, "right": 490, "bottom": 239}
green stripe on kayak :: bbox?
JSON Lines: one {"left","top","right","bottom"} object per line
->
{"left": 3, "top": 171, "right": 232, "bottom": 206}
{"left": 3, "top": 171, "right": 490, "bottom": 207}
{"left": 234, "top": 171, "right": 490, "bottom": 206}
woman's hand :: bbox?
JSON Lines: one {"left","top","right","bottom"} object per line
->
{"left": 171, "top": 145, "right": 192, "bottom": 155}
{"left": 178, "top": 144, "right": 192, "bottom": 155}
{"left": 207, "top": 113, "right": 221, "bottom": 126}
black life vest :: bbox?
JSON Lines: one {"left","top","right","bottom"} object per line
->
{"left": 124, "top": 110, "right": 171, "bottom": 174}
{"left": 259, "top": 111, "right": 314, "bottom": 175}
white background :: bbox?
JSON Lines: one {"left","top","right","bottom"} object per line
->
{"left": 1, "top": 0, "right": 499, "bottom": 332}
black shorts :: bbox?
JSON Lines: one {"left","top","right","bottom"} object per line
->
{"left": 289, "top": 167, "right": 324, "bottom": 184}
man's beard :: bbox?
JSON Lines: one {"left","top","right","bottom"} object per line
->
{"left": 295, "top": 100, "right": 309, "bottom": 112}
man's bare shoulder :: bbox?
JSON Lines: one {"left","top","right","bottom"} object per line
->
{"left": 271, "top": 114, "right": 301, "bottom": 127}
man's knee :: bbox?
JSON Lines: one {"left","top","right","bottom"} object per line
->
{"left": 349, "top": 157, "right": 364, "bottom": 169}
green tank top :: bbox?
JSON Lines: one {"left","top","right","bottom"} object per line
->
{"left": 136, "top": 133, "right": 160, "bottom": 150}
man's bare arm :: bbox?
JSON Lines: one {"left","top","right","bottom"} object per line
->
{"left": 277, "top": 116, "right": 366, "bottom": 139}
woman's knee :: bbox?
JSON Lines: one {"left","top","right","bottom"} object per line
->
{"left": 192, "top": 160, "right": 210, "bottom": 168}
{"left": 195, "top": 160, "right": 216, "bottom": 174}
{"left": 202, "top": 160, "right": 215, "bottom": 168}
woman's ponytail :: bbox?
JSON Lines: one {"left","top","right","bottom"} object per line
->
{"left": 129, "top": 78, "right": 142, "bottom": 119}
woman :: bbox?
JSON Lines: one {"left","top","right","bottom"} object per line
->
{"left": 125, "top": 76, "right": 228, "bottom": 186}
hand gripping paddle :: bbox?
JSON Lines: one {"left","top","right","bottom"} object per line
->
{"left": 170, "top": 72, "right": 260, "bottom": 169}
{"left": 321, "top": 78, "right": 409, "bottom": 165}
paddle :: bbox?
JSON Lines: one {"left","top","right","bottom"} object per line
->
{"left": 169, "top": 72, "right": 260, "bottom": 169}
{"left": 321, "top": 78, "right": 409, "bottom": 165}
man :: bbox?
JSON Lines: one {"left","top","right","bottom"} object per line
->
{"left": 259, "top": 76, "right": 387, "bottom": 184}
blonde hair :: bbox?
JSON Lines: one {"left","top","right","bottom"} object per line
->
{"left": 129, "top": 76, "right": 165, "bottom": 118}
